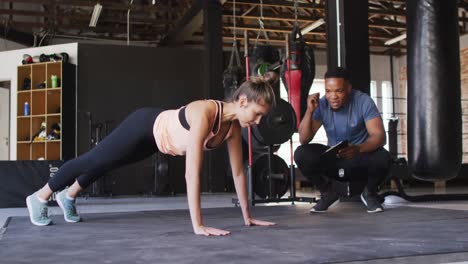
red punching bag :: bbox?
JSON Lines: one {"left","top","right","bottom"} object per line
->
{"left": 284, "top": 52, "right": 302, "bottom": 129}
{"left": 282, "top": 26, "right": 315, "bottom": 129}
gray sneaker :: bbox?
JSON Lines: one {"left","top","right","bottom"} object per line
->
{"left": 26, "top": 192, "right": 52, "bottom": 226}
{"left": 361, "top": 188, "right": 384, "bottom": 213}
{"left": 310, "top": 191, "right": 340, "bottom": 213}
{"left": 56, "top": 189, "right": 81, "bottom": 223}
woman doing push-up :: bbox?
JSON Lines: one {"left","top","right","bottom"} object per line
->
{"left": 26, "top": 73, "right": 278, "bottom": 236}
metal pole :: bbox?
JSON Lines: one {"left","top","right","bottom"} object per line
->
{"left": 244, "top": 30, "right": 255, "bottom": 206}
{"left": 285, "top": 34, "right": 296, "bottom": 203}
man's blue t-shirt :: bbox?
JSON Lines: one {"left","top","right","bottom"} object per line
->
{"left": 312, "top": 90, "right": 381, "bottom": 146}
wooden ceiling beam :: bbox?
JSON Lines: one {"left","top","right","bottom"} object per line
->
{"left": 222, "top": 35, "right": 325, "bottom": 45}
{"left": 223, "top": 12, "right": 318, "bottom": 23}
{"left": 53, "top": 32, "right": 161, "bottom": 42}
{"left": 370, "top": 0, "right": 406, "bottom": 3}
{"left": 0, "top": 0, "right": 171, "bottom": 12}
{"left": 224, "top": 0, "right": 322, "bottom": 10}
{"left": 9, "top": 21, "right": 165, "bottom": 35}
{"left": 0, "top": 9, "right": 174, "bottom": 25}
{"left": 224, "top": 24, "right": 393, "bottom": 40}
{"left": 192, "top": 33, "right": 406, "bottom": 49}
{"left": 226, "top": 0, "right": 465, "bottom": 11}
{"left": 224, "top": 1, "right": 406, "bottom": 17}
{"left": 241, "top": 5, "right": 256, "bottom": 17}
{"left": 225, "top": 24, "right": 325, "bottom": 35}
{"left": 181, "top": 39, "right": 398, "bottom": 55}
{"left": 369, "top": 20, "right": 406, "bottom": 30}
{"left": 0, "top": 8, "right": 51, "bottom": 17}
{"left": 224, "top": 12, "right": 408, "bottom": 30}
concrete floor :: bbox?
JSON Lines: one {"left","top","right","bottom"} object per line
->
{"left": 2, "top": 188, "right": 468, "bottom": 263}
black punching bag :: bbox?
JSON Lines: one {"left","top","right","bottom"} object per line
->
{"left": 407, "top": 0, "right": 461, "bottom": 181}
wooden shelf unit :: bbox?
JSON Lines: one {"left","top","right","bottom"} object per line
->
{"left": 16, "top": 61, "right": 76, "bottom": 161}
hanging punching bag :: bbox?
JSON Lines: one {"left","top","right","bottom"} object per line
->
{"left": 281, "top": 26, "right": 315, "bottom": 128}
{"left": 222, "top": 41, "right": 244, "bottom": 101}
{"left": 249, "top": 45, "right": 280, "bottom": 77}
{"left": 407, "top": 0, "right": 461, "bottom": 181}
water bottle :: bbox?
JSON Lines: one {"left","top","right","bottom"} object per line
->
{"left": 51, "top": 75, "right": 58, "bottom": 88}
{"left": 24, "top": 101, "right": 29, "bottom": 116}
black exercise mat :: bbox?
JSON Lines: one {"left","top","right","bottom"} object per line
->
{"left": 1, "top": 203, "right": 468, "bottom": 264}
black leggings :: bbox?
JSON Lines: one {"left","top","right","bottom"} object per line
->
{"left": 294, "top": 143, "right": 391, "bottom": 194}
{"left": 48, "top": 107, "right": 162, "bottom": 192}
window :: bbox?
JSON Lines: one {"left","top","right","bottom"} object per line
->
{"left": 381, "top": 81, "right": 393, "bottom": 122}
{"left": 381, "top": 81, "right": 394, "bottom": 151}
{"left": 370, "top": 80, "right": 378, "bottom": 105}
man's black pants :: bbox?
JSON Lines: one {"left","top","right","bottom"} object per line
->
{"left": 294, "top": 144, "right": 391, "bottom": 194}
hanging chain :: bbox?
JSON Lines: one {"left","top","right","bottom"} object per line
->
{"left": 260, "top": 0, "right": 264, "bottom": 21}
{"left": 229, "top": 0, "right": 241, "bottom": 67}
{"left": 255, "top": 0, "right": 269, "bottom": 46}
{"left": 294, "top": 0, "right": 299, "bottom": 27}
{"left": 233, "top": 0, "right": 237, "bottom": 42}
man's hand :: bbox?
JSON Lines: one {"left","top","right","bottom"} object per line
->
{"left": 337, "top": 145, "right": 360, "bottom": 159}
{"left": 244, "top": 218, "right": 276, "bottom": 226}
{"left": 307, "top": 93, "right": 320, "bottom": 113}
{"left": 193, "top": 225, "right": 231, "bottom": 236}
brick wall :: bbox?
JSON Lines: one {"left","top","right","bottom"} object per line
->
{"left": 462, "top": 47, "right": 468, "bottom": 163}
{"left": 397, "top": 65, "right": 407, "bottom": 158}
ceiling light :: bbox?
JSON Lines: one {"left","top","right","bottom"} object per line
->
{"left": 385, "top": 33, "right": 407, "bottom": 45}
{"left": 89, "top": 3, "right": 103, "bottom": 27}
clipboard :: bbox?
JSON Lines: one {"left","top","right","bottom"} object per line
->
{"left": 320, "top": 140, "right": 349, "bottom": 162}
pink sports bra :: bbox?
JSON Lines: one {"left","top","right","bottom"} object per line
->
{"left": 153, "top": 100, "right": 233, "bottom": 156}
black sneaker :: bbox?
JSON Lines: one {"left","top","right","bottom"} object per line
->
{"left": 360, "top": 188, "right": 384, "bottom": 213}
{"left": 310, "top": 192, "right": 339, "bottom": 213}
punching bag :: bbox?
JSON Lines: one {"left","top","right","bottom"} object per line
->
{"left": 249, "top": 45, "right": 280, "bottom": 77}
{"left": 249, "top": 44, "right": 281, "bottom": 97}
{"left": 281, "top": 26, "right": 315, "bottom": 128}
{"left": 407, "top": 0, "right": 461, "bottom": 181}
{"left": 222, "top": 41, "right": 244, "bottom": 101}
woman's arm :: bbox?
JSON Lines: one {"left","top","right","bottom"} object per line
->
{"left": 226, "top": 122, "right": 275, "bottom": 227}
{"left": 185, "top": 101, "right": 230, "bottom": 236}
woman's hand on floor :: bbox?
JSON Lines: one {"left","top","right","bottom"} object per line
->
{"left": 194, "top": 225, "right": 231, "bottom": 236}
{"left": 244, "top": 218, "right": 276, "bottom": 226}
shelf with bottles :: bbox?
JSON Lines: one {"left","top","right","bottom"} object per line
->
{"left": 17, "top": 92, "right": 31, "bottom": 117}
{"left": 46, "top": 62, "right": 62, "bottom": 89}
{"left": 16, "top": 61, "right": 75, "bottom": 161}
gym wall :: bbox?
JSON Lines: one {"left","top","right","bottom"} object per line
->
{"left": 76, "top": 44, "right": 206, "bottom": 195}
